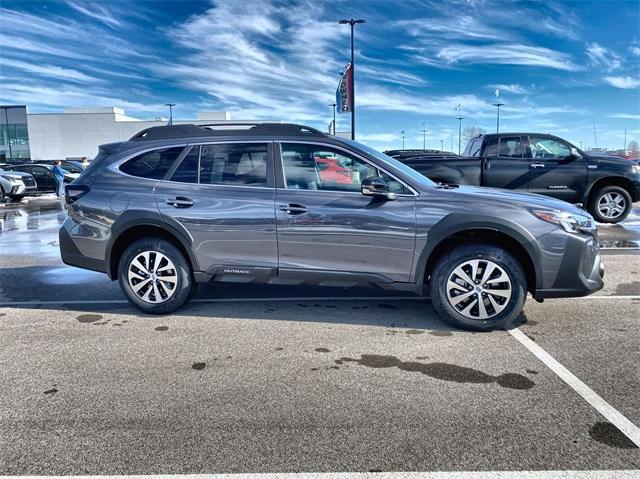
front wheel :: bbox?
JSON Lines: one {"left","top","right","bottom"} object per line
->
{"left": 8, "top": 194, "right": 24, "bottom": 202}
{"left": 430, "top": 243, "right": 527, "bottom": 331}
{"left": 118, "top": 238, "right": 194, "bottom": 315}
{"left": 588, "top": 186, "right": 632, "bottom": 223}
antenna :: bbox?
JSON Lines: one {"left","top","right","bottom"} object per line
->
{"left": 592, "top": 121, "right": 598, "bottom": 149}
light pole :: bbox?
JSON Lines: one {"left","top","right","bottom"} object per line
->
{"left": 165, "top": 103, "right": 175, "bottom": 126}
{"left": 401, "top": 130, "right": 405, "bottom": 149}
{"left": 493, "top": 102, "right": 504, "bottom": 133}
{"left": 440, "top": 139, "right": 444, "bottom": 151}
{"left": 421, "top": 122, "right": 427, "bottom": 150}
{"left": 456, "top": 115, "right": 464, "bottom": 155}
{"left": 330, "top": 103, "right": 336, "bottom": 135}
{"left": 338, "top": 18, "right": 365, "bottom": 140}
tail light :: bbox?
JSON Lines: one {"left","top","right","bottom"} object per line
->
{"left": 65, "top": 184, "right": 90, "bottom": 204}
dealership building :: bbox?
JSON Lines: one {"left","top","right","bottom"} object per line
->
{"left": 0, "top": 105, "right": 236, "bottom": 163}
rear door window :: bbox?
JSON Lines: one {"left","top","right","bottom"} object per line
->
{"left": 199, "top": 143, "right": 268, "bottom": 186}
{"left": 120, "top": 147, "right": 184, "bottom": 179}
{"left": 497, "top": 137, "right": 524, "bottom": 158}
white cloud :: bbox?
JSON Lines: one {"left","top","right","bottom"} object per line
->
{"left": 436, "top": 44, "right": 580, "bottom": 71}
{"left": 66, "top": 1, "right": 122, "bottom": 29}
{"left": 604, "top": 76, "right": 640, "bottom": 89}
{"left": 0, "top": 58, "right": 100, "bottom": 83}
{"left": 487, "top": 84, "right": 531, "bottom": 95}
{"left": 357, "top": 133, "right": 399, "bottom": 142}
{"left": 586, "top": 43, "right": 621, "bottom": 72}
{"left": 631, "top": 46, "right": 640, "bottom": 57}
{"left": 608, "top": 113, "right": 640, "bottom": 120}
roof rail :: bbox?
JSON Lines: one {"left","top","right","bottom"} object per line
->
{"left": 129, "top": 122, "right": 326, "bottom": 142}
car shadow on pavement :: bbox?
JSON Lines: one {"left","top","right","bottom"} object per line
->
{"left": 0, "top": 295, "right": 469, "bottom": 333}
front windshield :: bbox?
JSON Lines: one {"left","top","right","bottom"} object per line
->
{"left": 340, "top": 139, "right": 436, "bottom": 188}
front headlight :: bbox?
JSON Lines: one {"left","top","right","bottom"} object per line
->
{"left": 631, "top": 164, "right": 640, "bottom": 175}
{"left": 0, "top": 175, "right": 23, "bottom": 185}
{"left": 528, "top": 208, "right": 594, "bottom": 233}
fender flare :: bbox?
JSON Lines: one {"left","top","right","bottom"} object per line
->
{"left": 105, "top": 210, "right": 199, "bottom": 279}
{"left": 414, "top": 213, "right": 543, "bottom": 290}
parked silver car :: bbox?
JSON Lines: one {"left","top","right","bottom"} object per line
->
{"left": 0, "top": 168, "right": 37, "bottom": 201}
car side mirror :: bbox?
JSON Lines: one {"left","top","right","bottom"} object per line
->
{"left": 569, "top": 147, "right": 582, "bottom": 161}
{"left": 361, "top": 176, "right": 397, "bottom": 200}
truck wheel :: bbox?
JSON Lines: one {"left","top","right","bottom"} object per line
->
{"left": 430, "top": 243, "right": 527, "bottom": 331}
{"left": 588, "top": 186, "right": 632, "bottom": 224}
{"left": 118, "top": 237, "right": 194, "bottom": 315}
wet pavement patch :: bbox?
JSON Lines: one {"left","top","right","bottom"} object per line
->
{"left": 429, "top": 330, "right": 452, "bottom": 337}
{"left": 589, "top": 421, "right": 638, "bottom": 449}
{"left": 614, "top": 281, "right": 640, "bottom": 295}
{"left": 76, "top": 314, "right": 102, "bottom": 323}
{"left": 339, "top": 355, "right": 535, "bottom": 390}
{"left": 405, "top": 329, "right": 425, "bottom": 335}
{"left": 155, "top": 326, "right": 169, "bottom": 331}
{"left": 191, "top": 362, "right": 206, "bottom": 371}
{"left": 44, "top": 388, "right": 58, "bottom": 395}
{"left": 315, "top": 347, "right": 331, "bottom": 353}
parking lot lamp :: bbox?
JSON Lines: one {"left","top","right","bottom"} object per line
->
{"left": 456, "top": 115, "right": 464, "bottom": 155}
{"left": 165, "top": 103, "right": 176, "bottom": 126}
{"left": 440, "top": 139, "right": 444, "bottom": 151}
{"left": 493, "top": 102, "right": 504, "bottom": 133}
{"left": 330, "top": 103, "right": 336, "bottom": 135}
{"left": 401, "top": 130, "right": 405, "bottom": 149}
{"left": 421, "top": 122, "right": 427, "bottom": 149}
{"left": 338, "top": 18, "right": 365, "bottom": 140}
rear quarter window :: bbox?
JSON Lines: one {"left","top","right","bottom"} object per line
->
{"left": 120, "top": 147, "right": 184, "bottom": 180}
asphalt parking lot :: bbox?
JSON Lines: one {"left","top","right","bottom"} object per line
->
{"left": 0, "top": 196, "right": 639, "bottom": 476}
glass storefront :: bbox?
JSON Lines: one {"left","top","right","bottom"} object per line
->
{"left": 0, "top": 105, "right": 30, "bottom": 163}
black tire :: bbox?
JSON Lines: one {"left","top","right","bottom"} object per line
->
{"left": 588, "top": 185, "right": 632, "bottom": 224}
{"left": 8, "top": 194, "right": 24, "bottom": 202}
{"left": 118, "top": 237, "right": 193, "bottom": 315}
{"left": 430, "top": 242, "right": 527, "bottom": 331}
{"left": 0, "top": 186, "right": 5, "bottom": 202}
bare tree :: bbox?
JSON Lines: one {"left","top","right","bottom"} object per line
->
{"left": 462, "top": 126, "right": 486, "bottom": 145}
{"left": 628, "top": 140, "right": 639, "bottom": 159}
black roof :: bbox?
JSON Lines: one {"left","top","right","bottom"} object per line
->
{"left": 130, "top": 123, "right": 326, "bottom": 142}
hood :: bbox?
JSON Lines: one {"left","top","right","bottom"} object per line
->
{"left": 444, "top": 185, "right": 589, "bottom": 216}
{"left": 0, "top": 170, "right": 30, "bottom": 181}
{"left": 586, "top": 154, "right": 638, "bottom": 168}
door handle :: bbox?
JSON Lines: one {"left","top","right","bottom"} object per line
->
{"left": 279, "top": 203, "right": 308, "bottom": 215}
{"left": 166, "top": 196, "right": 194, "bottom": 208}
{"left": 530, "top": 163, "right": 545, "bottom": 168}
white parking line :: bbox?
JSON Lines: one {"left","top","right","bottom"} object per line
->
{"left": 4, "top": 470, "right": 640, "bottom": 478}
{"left": 0, "top": 295, "right": 639, "bottom": 307}
{"left": 508, "top": 328, "right": 640, "bottom": 448}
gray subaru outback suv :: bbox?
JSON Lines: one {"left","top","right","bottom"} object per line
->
{"left": 59, "top": 123, "right": 604, "bottom": 331}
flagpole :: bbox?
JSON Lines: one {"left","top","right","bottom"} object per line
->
{"left": 339, "top": 18, "right": 365, "bottom": 140}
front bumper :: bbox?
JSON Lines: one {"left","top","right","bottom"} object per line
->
{"left": 533, "top": 231, "right": 604, "bottom": 299}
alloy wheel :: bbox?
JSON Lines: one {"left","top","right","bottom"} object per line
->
{"left": 445, "top": 259, "right": 512, "bottom": 320}
{"left": 597, "top": 192, "right": 626, "bottom": 219}
{"left": 127, "top": 250, "right": 178, "bottom": 304}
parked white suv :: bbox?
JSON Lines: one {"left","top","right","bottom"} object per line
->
{"left": 0, "top": 168, "right": 37, "bottom": 201}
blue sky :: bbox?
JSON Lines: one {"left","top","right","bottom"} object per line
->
{"left": 0, "top": 0, "right": 639, "bottom": 151}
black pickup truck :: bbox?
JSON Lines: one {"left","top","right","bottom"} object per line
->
{"left": 386, "top": 133, "right": 640, "bottom": 223}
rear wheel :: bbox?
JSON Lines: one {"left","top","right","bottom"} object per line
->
{"left": 8, "top": 194, "right": 24, "bottom": 201}
{"left": 588, "top": 185, "right": 632, "bottom": 223}
{"left": 118, "top": 238, "right": 194, "bottom": 315}
{"left": 430, "top": 243, "right": 527, "bottom": 331}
